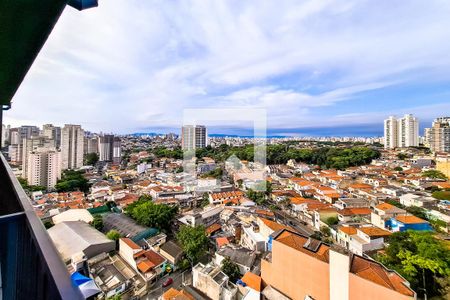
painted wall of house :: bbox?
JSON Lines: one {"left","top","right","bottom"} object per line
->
{"left": 349, "top": 273, "right": 414, "bottom": 300}
{"left": 261, "top": 239, "right": 330, "bottom": 300}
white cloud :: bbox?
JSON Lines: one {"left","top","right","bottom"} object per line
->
{"left": 5, "top": 0, "right": 450, "bottom": 134}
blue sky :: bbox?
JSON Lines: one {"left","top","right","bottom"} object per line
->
{"left": 5, "top": 0, "right": 450, "bottom": 136}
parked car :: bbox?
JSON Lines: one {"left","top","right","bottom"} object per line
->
{"left": 162, "top": 277, "right": 173, "bottom": 287}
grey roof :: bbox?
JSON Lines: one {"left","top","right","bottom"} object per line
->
{"left": 160, "top": 240, "right": 184, "bottom": 258}
{"left": 103, "top": 213, "right": 147, "bottom": 239}
{"left": 48, "top": 221, "right": 113, "bottom": 262}
{"left": 217, "top": 246, "right": 256, "bottom": 268}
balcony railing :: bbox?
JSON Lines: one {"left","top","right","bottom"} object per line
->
{"left": 0, "top": 153, "right": 83, "bottom": 300}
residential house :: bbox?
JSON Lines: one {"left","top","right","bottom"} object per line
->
{"left": 210, "top": 191, "right": 245, "bottom": 205}
{"left": 118, "top": 238, "right": 166, "bottom": 284}
{"left": 337, "top": 208, "right": 372, "bottom": 223}
{"left": 337, "top": 226, "right": 357, "bottom": 249}
{"left": 371, "top": 202, "right": 406, "bottom": 229}
{"left": 399, "top": 193, "right": 438, "bottom": 208}
{"left": 240, "top": 223, "right": 266, "bottom": 252}
{"left": 333, "top": 198, "right": 370, "bottom": 210}
{"left": 161, "top": 287, "right": 195, "bottom": 300}
{"left": 348, "top": 226, "right": 391, "bottom": 255}
{"left": 261, "top": 229, "right": 416, "bottom": 300}
{"left": 237, "top": 272, "right": 262, "bottom": 300}
{"left": 215, "top": 246, "right": 256, "bottom": 275}
{"left": 192, "top": 262, "right": 238, "bottom": 300}
{"left": 159, "top": 240, "right": 184, "bottom": 265}
{"left": 387, "top": 215, "right": 433, "bottom": 232}
{"left": 179, "top": 206, "right": 223, "bottom": 227}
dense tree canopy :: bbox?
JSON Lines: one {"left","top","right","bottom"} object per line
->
{"left": 150, "top": 147, "right": 183, "bottom": 159}
{"left": 422, "top": 170, "right": 448, "bottom": 180}
{"left": 146, "top": 144, "right": 379, "bottom": 170}
{"left": 221, "top": 257, "right": 241, "bottom": 283}
{"left": 126, "top": 195, "right": 178, "bottom": 230}
{"left": 376, "top": 231, "right": 450, "bottom": 298}
{"left": 85, "top": 152, "right": 99, "bottom": 166}
{"left": 246, "top": 181, "right": 272, "bottom": 205}
{"left": 55, "top": 170, "right": 90, "bottom": 193}
{"left": 193, "top": 144, "right": 380, "bottom": 169}
{"left": 92, "top": 215, "right": 104, "bottom": 231}
{"left": 200, "top": 168, "right": 223, "bottom": 179}
{"left": 176, "top": 225, "right": 208, "bottom": 265}
{"left": 432, "top": 190, "right": 450, "bottom": 201}
{"left": 18, "top": 177, "right": 46, "bottom": 192}
{"left": 106, "top": 229, "right": 121, "bottom": 241}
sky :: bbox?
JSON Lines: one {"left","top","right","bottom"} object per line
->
{"left": 5, "top": 0, "right": 450, "bottom": 136}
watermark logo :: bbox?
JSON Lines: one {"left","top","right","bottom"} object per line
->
{"left": 181, "top": 108, "right": 267, "bottom": 193}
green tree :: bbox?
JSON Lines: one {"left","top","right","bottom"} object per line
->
{"left": 85, "top": 152, "right": 99, "bottom": 166}
{"left": 320, "top": 225, "right": 331, "bottom": 237}
{"left": 124, "top": 195, "right": 151, "bottom": 214}
{"left": 394, "top": 166, "right": 403, "bottom": 171}
{"left": 377, "top": 231, "right": 450, "bottom": 298}
{"left": 279, "top": 197, "right": 292, "bottom": 210}
{"left": 55, "top": 170, "right": 90, "bottom": 193}
{"left": 221, "top": 257, "right": 241, "bottom": 283}
{"left": 127, "top": 196, "right": 178, "bottom": 230}
{"left": 200, "top": 193, "right": 210, "bottom": 208}
{"left": 397, "top": 153, "right": 408, "bottom": 160}
{"left": 92, "top": 215, "right": 104, "bottom": 231}
{"left": 404, "top": 206, "right": 428, "bottom": 220}
{"left": 324, "top": 216, "right": 339, "bottom": 226}
{"left": 176, "top": 225, "right": 208, "bottom": 265}
{"left": 246, "top": 189, "right": 266, "bottom": 205}
{"left": 17, "top": 177, "right": 46, "bottom": 192}
{"left": 432, "top": 190, "right": 450, "bottom": 200}
{"left": 106, "top": 229, "right": 121, "bottom": 241}
{"left": 201, "top": 168, "right": 223, "bottom": 179}
{"left": 422, "top": 170, "right": 448, "bottom": 180}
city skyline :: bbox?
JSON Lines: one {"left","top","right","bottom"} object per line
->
{"left": 4, "top": 0, "right": 450, "bottom": 135}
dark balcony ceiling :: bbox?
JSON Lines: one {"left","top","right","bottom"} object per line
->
{"left": 0, "top": 0, "right": 98, "bottom": 107}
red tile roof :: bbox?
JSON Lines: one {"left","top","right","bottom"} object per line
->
{"left": 395, "top": 215, "right": 428, "bottom": 224}
{"left": 275, "top": 230, "right": 329, "bottom": 263}
{"left": 121, "top": 238, "right": 140, "bottom": 250}
{"left": 350, "top": 255, "right": 415, "bottom": 297}
{"left": 241, "top": 272, "right": 262, "bottom": 292}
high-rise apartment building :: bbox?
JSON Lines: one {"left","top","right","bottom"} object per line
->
{"left": 26, "top": 149, "right": 62, "bottom": 189}
{"left": 9, "top": 128, "right": 20, "bottom": 145}
{"left": 1, "top": 124, "right": 8, "bottom": 147}
{"left": 384, "top": 116, "right": 398, "bottom": 149}
{"left": 84, "top": 135, "right": 99, "bottom": 154}
{"left": 42, "top": 124, "right": 61, "bottom": 148}
{"left": 425, "top": 117, "right": 450, "bottom": 153}
{"left": 22, "top": 136, "right": 56, "bottom": 178}
{"left": 181, "top": 125, "right": 207, "bottom": 150}
{"left": 18, "top": 125, "right": 40, "bottom": 140}
{"left": 98, "top": 134, "right": 121, "bottom": 164}
{"left": 61, "top": 124, "right": 84, "bottom": 170}
{"left": 384, "top": 114, "right": 419, "bottom": 149}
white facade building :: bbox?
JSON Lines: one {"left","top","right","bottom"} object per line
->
{"left": 61, "top": 124, "right": 84, "bottom": 170}
{"left": 425, "top": 117, "right": 450, "bottom": 153}
{"left": 22, "top": 136, "right": 56, "bottom": 178}
{"left": 181, "top": 125, "right": 207, "bottom": 150}
{"left": 384, "top": 114, "right": 419, "bottom": 149}
{"left": 42, "top": 124, "right": 61, "bottom": 148}
{"left": 26, "top": 149, "right": 62, "bottom": 189}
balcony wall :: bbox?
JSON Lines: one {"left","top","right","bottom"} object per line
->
{"left": 0, "top": 153, "right": 83, "bottom": 300}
